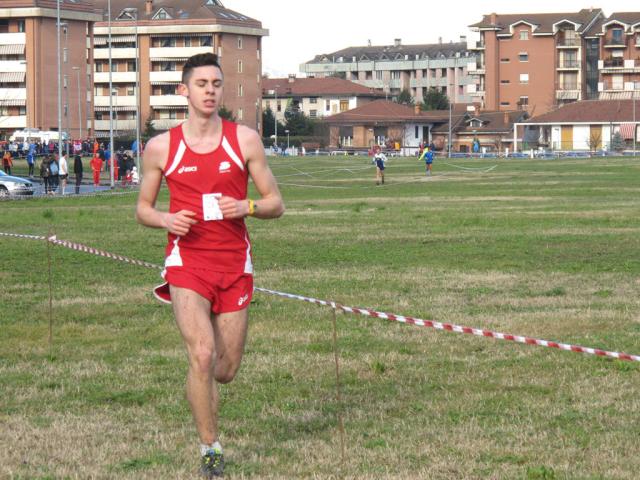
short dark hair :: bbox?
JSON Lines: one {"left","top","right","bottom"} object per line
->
{"left": 181, "top": 53, "right": 223, "bottom": 85}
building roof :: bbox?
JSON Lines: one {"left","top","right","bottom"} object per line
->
{"left": 261, "top": 77, "right": 385, "bottom": 98}
{"left": 604, "top": 12, "right": 640, "bottom": 27}
{"left": 93, "top": 0, "right": 262, "bottom": 28}
{"left": 469, "top": 9, "right": 603, "bottom": 35}
{"left": 457, "top": 111, "right": 528, "bottom": 133}
{"left": 2, "top": 0, "right": 96, "bottom": 14}
{"left": 305, "top": 41, "right": 470, "bottom": 64}
{"left": 525, "top": 100, "right": 640, "bottom": 124}
{"left": 322, "top": 99, "right": 457, "bottom": 125}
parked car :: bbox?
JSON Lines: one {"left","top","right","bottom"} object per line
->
{"left": 0, "top": 171, "right": 34, "bottom": 197}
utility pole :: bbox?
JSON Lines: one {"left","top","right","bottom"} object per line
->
{"left": 56, "top": 0, "right": 62, "bottom": 159}
{"left": 108, "top": 0, "right": 115, "bottom": 188}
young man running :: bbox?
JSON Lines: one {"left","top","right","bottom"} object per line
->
{"left": 136, "top": 53, "right": 284, "bottom": 478}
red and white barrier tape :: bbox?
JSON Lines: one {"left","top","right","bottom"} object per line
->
{"left": 255, "top": 289, "right": 640, "bottom": 363}
{"left": 2, "top": 231, "right": 639, "bottom": 362}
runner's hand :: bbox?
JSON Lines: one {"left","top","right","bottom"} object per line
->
{"left": 163, "top": 210, "right": 197, "bottom": 236}
{"left": 218, "top": 196, "right": 249, "bottom": 219}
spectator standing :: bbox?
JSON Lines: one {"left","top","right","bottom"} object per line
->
{"left": 90, "top": 154, "right": 102, "bottom": 188}
{"left": 49, "top": 155, "right": 60, "bottom": 194}
{"left": 40, "top": 155, "right": 51, "bottom": 194}
{"left": 2, "top": 150, "right": 13, "bottom": 175}
{"left": 74, "top": 154, "right": 83, "bottom": 194}
{"left": 58, "top": 153, "right": 68, "bottom": 195}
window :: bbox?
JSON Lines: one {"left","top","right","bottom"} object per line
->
{"left": 519, "top": 96, "right": 529, "bottom": 107}
{"left": 520, "top": 73, "right": 529, "bottom": 84}
{"left": 500, "top": 101, "right": 511, "bottom": 106}
{"left": 237, "top": 36, "right": 243, "bottom": 49}
{"left": 500, "top": 57, "right": 510, "bottom": 63}
{"left": 238, "top": 84, "right": 243, "bottom": 97}
{"left": 391, "top": 71, "right": 401, "bottom": 80}
{"left": 500, "top": 79, "right": 510, "bottom": 84}
{"left": 519, "top": 30, "right": 529, "bottom": 40}
{"left": 201, "top": 36, "right": 212, "bottom": 47}
{"left": 127, "top": 61, "right": 136, "bottom": 72}
{"left": 18, "top": 20, "right": 25, "bottom": 32}
{"left": 237, "top": 108, "right": 243, "bottom": 120}
{"left": 519, "top": 53, "right": 529, "bottom": 62}
{"left": 265, "top": 100, "right": 271, "bottom": 109}
{"left": 309, "top": 97, "right": 317, "bottom": 104}
{"left": 612, "top": 28, "right": 623, "bottom": 44}
{"left": 277, "top": 101, "right": 281, "bottom": 112}
{"left": 375, "top": 71, "right": 383, "bottom": 80}
{"left": 127, "top": 86, "right": 135, "bottom": 96}
{"left": 19, "top": 106, "right": 26, "bottom": 115}
{"left": 415, "top": 126, "right": 419, "bottom": 139}
{"left": 238, "top": 60, "right": 243, "bottom": 73}
{"left": 325, "top": 101, "right": 330, "bottom": 111}
{"left": 257, "top": 49, "right": 260, "bottom": 60}
{"left": 63, "top": 48, "right": 68, "bottom": 63}
{"left": 309, "top": 109, "right": 317, "bottom": 118}
{"left": 161, "top": 37, "right": 176, "bottom": 48}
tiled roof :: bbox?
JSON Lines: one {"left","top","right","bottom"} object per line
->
{"left": 94, "top": 0, "right": 262, "bottom": 28}
{"left": 322, "top": 100, "right": 456, "bottom": 124}
{"left": 262, "top": 77, "right": 385, "bottom": 98}
{"left": 306, "top": 42, "right": 471, "bottom": 64}
{"left": 525, "top": 100, "right": 640, "bottom": 124}
{"left": 604, "top": 12, "right": 640, "bottom": 26}
{"left": 458, "top": 111, "right": 527, "bottom": 133}
{"left": 469, "top": 9, "right": 603, "bottom": 35}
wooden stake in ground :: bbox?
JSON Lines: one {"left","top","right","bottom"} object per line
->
{"left": 331, "top": 307, "right": 346, "bottom": 464}
{"left": 47, "top": 231, "right": 54, "bottom": 357}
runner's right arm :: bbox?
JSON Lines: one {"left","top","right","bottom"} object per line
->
{"left": 135, "top": 133, "right": 197, "bottom": 236}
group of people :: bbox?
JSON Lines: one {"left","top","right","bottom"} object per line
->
{"left": 38, "top": 153, "right": 83, "bottom": 195}
{"left": 371, "top": 145, "right": 435, "bottom": 185}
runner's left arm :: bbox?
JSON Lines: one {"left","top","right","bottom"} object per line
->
{"left": 218, "top": 126, "right": 285, "bottom": 220}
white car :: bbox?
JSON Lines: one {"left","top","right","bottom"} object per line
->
{"left": 0, "top": 171, "right": 34, "bottom": 197}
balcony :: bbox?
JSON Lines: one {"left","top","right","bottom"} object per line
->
{"left": 603, "top": 57, "right": 625, "bottom": 68}
{"left": 470, "top": 41, "right": 485, "bottom": 50}
{"left": 556, "top": 37, "right": 580, "bottom": 47}
{"left": 149, "top": 71, "right": 182, "bottom": 83}
{"left": 94, "top": 95, "right": 138, "bottom": 107}
{"left": 150, "top": 95, "right": 188, "bottom": 107}
{"left": 599, "top": 58, "right": 640, "bottom": 72}
{"left": 557, "top": 60, "right": 581, "bottom": 69}
{"left": 0, "top": 115, "right": 26, "bottom": 128}
{"left": 556, "top": 88, "right": 580, "bottom": 100}
{"left": 94, "top": 72, "right": 136, "bottom": 83}
{"left": 93, "top": 119, "right": 137, "bottom": 131}
{"left": 149, "top": 46, "right": 213, "bottom": 59}
{"left": 149, "top": 118, "right": 184, "bottom": 130}
{"left": 604, "top": 37, "right": 626, "bottom": 48}
{"left": 469, "top": 61, "right": 485, "bottom": 75}
{"left": 94, "top": 48, "right": 137, "bottom": 60}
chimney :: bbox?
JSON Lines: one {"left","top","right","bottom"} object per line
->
{"left": 288, "top": 74, "right": 296, "bottom": 83}
{"left": 460, "top": 35, "right": 467, "bottom": 43}
{"left": 367, "top": 39, "right": 372, "bottom": 46}
{"left": 145, "top": 0, "right": 153, "bottom": 14}
{"left": 414, "top": 104, "right": 421, "bottom": 115}
{"left": 474, "top": 104, "right": 480, "bottom": 116}
{"left": 438, "top": 37, "right": 442, "bottom": 44}
{"left": 394, "top": 38, "right": 401, "bottom": 47}
{"left": 503, "top": 111, "right": 509, "bottom": 125}
{"left": 490, "top": 13, "right": 497, "bottom": 25}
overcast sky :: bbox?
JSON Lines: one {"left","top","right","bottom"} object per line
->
{"left": 223, "top": 1, "right": 640, "bottom": 77}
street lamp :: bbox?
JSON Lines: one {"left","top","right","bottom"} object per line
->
{"left": 273, "top": 84, "right": 280, "bottom": 150}
{"left": 107, "top": 0, "right": 115, "bottom": 188}
{"left": 285, "top": 129, "right": 290, "bottom": 152}
{"left": 72, "top": 66, "right": 82, "bottom": 141}
{"left": 56, "top": 1, "right": 62, "bottom": 159}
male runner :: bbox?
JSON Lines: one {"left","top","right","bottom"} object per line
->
{"left": 419, "top": 147, "right": 434, "bottom": 176}
{"left": 136, "top": 53, "right": 284, "bottom": 478}
{"left": 373, "top": 146, "right": 387, "bottom": 185}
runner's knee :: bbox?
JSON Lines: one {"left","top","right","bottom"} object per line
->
{"left": 214, "top": 363, "right": 239, "bottom": 384}
{"left": 190, "top": 347, "right": 215, "bottom": 376}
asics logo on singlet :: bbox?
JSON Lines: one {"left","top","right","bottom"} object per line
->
{"left": 178, "top": 165, "right": 198, "bottom": 174}
{"left": 238, "top": 294, "right": 249, "bottom": 306}
{"left": 219, "top": 161, "right": 231, "bottom": 173}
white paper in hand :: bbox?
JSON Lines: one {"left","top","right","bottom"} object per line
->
{"left": 202, "top": 193, "right": 223, "bottom": 221}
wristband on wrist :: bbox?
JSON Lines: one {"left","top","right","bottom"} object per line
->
{"left": 248, "top": 199, "right": 256, "bottom": 216}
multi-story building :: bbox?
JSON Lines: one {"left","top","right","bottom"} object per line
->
{"left": 468, "top": 9, "right": 606, "bottom": 115}
{"left": 261, "top": 75, "right": 385, "bottom": 123}
{"left": 0, "top": 1, "right": 100, "bottom": 139}
{"left": 92, "top": 0, "right": 267, "bottom": 138}
{"left": 595, "top": 12, "right": 640, "bottom": 99}
{"left": 300, "top": 39, "right": 476, "bottom": 105}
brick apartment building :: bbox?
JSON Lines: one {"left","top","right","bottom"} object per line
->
{"left": 0, "top": 1, "right": 100, "bottom": 139}
{"left": 468, "top": 9, "right": 640, "bottom": 116}
{"left": 261, "top": 76, "right": 385, "bottom": 123}
{"left": 468, "top": 9, "right": 606, "bottom": 116}
{"left": 92, "top": 0, "right": 267, "bottom": 138}
{"left": 300, "top": 39, "right": 476, "bottom": 105}
{"left": 595, "top": 12, "right": 640, "bottom": 99}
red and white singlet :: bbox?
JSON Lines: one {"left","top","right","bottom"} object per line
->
{"left": 162, "top": 120, "right": 252, "bottom": 274}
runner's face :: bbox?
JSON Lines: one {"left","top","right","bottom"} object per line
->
{"left": 181, "top": 66, "right": 224, "bottom": 116}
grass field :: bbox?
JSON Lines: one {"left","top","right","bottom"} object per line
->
{"left": 1, "top": 155, "right": 640, "bottom": 479}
